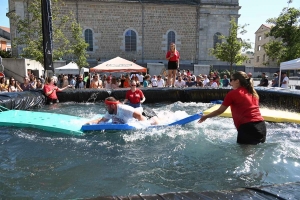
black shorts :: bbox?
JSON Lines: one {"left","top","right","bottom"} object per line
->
{"left": 237, "top": 121, "right": 266, "bottom": 145}
{"left": 168, "top": 61, "right": 178, "bottom": 70}
{"left": 142, "top": 106, "right": 157, "bottom": 119}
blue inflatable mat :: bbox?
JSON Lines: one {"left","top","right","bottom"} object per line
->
{"left": 81, "top": 113, "right": 201, "bottom": 131}
{"left": 0, "top": 110, "right": 89, "bottom": 135}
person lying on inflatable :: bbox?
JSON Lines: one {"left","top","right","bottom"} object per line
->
{"left": 85, "top": 97, "right": 160, "bottom": 125}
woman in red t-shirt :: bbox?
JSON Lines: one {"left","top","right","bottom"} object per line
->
{"left": 123, "top": 80, "right": 145, "bottom": 108}
{"left": 198, "top": 71, "right": 266, "bottom": 145}
{"left": 166, "top": 42, "right": 180, "bottom": 87}
{"left": 43, "top": 76, "right": 70, "bottom": 104}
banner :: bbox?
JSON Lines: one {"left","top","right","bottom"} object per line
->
{"left": 41, "top": 0, "right": 54, "bottom": 71}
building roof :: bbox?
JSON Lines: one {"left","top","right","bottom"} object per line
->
{"left": 0, "top": 26, "right": 10, "bottom": 33}
{"left": 255, "top": 24, "right": 272, "bottom": 34}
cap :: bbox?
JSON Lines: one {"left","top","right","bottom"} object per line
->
{"left": 273, "top": 73, "right": 278, "bottom": 76}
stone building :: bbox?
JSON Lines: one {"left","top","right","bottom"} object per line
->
{"left": 8, "top": 0, "right": 241, "bottom": 67}
{"left": 254, "top": 24, "right": 278, "bottom": 67}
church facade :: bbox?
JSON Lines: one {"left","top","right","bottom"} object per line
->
{"left": 8, "top": 0, "right": 240, "bottom": 66}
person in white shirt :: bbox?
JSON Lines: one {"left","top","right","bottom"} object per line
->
{"left": 202, "top": 74, "right": 209, "bottom": 86}
{"left": 156, "top": 75, "right": 165, "bottom": 87}
{"left": 281, "top": 72, "right": 289, "bottom": 89}
{"left": 174, "top": 76, "right": 186, "bottom": 88}
{"left": 137, "top": 72, "right": 144, "bottom": 85}
{"left": 151, "top": 75, "right": 158, "bottom": 87}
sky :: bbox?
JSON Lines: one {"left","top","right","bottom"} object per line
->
{"left": 0, "top": 0, "right": 297, "bottom": 48}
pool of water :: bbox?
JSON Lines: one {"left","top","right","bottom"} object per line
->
{"left": 1, "top": 102, "right": 300, "bottom": 199}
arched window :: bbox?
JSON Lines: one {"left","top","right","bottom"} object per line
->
{"left": 84, "top": 29, "right": 93, "bottom": 51}
{"left": 213, "top": 32, "right": 222, "bottom": 48}
{"left": 167, "top": 31, "right": 175, "bottom": 47}
{"left": 125, "top": 30, "right": 137, "bottom": 51}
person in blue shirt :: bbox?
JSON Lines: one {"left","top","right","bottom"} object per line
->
{"left": 222, "top": 75, "right": 230, "bottom": 87}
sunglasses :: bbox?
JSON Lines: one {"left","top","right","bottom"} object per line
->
{"left": 230, "top": 78, "right": 237, "bottom": 82}
{"left": 131, "top": 85, "right": 137, "bottom": 86}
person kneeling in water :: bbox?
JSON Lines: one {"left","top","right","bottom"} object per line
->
{"left": 85, "top": 97, "right": 160, "bottom": 125}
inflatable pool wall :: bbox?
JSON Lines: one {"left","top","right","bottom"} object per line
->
{"left": 0, "top": 87, "right": 300, "bottom": 112}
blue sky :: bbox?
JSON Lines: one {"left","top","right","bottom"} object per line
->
{"left": 0, "top": 0, "right": 297, "bottom": 47}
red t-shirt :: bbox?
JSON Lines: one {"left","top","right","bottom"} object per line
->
{"left": 166, "top": 50, "right": 180, "bottom": 62}
{"left": 125, "top": 89, "right": 144, "bottom": 104}
{"left": 44, "top": 84, "right": 58, "bottom": 100}
{"left": 222, "top": 87, "right": 264, "bottom": 129}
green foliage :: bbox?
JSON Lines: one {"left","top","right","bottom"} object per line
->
{"left": 209, "top": 18, "right": 251, "bottom": 73}
{"left": 70, "top": 22, "right": 89, "bottom": 73}
{"left": 264, "top": 7, "right": 300, "bottom": 64}
{"left": 0, "top": 50, "right": 12, "bottom": 58}
{"left": 8, "top": 0, "right": 72, "bottom": 66}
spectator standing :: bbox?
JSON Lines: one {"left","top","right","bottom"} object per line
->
{"left": 156, "top": 75, "right": 165, "bottom": 87}
{"left": 36, "top": 78, "right": 44, "bottom": 89}
{"left": 69, "top": 76, "right": 76, "bottom": 88}
{"left": 195, "top": 75, "right": 203, "bottom": 87}
{"left": 222, "top": 75, "right": 230, "bottom": 87}
{"left": 20, "top": 76, "right": 31, "bottom": 91}
{"left": 151, "top": 75, "right": 158, "bottom": 87}
{"left": 75, "top": 75, "right": 86, "bottom": 89}
{"left": 271, "top": 73, "right": 279, "bottom": 87}
{"left": 185, "top": 76, "right": 195, "bottom": 87}
{"left": 174, "top": 76, "right": 185, "bottom": 88}
{"left": 166, "top": 42, "right": 180, "bottom": 87}
{"left": 281, "top": 72, "right": 289, "bottom": 88}
{"left": 0, "top": 77, "right": 8, "bottom": 92}
{"left": 203, "top": 75, "right": 210, "bottom": 86}
{"left": 90, "top": 75, "right": 102, "bottom": 89}
{"left": 257, "top": 72, "right": 269, "bottom": 87}
{"left": 44, "top": 77, "right": 70, "bottom": 104}
{"left": 143, "top": 74, "right": 151, "bottom": 87}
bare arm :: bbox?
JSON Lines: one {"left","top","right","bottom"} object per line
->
{"left": 85, "top": 117, "right": 109, "bottom": 125}
{"left": 57, "top": 85, "right": 70, "bottom": 92}
{"left": 140, "top": 96, "right": 146, "bottom": 103}
{"left": 198, "top": 105, "right": 228, "bottom": 123}
{"left": 133, "top": 110, "right": 147, "bottom": 121}
{"left": 123, "top": 99, "right": 128, "bottom": 104}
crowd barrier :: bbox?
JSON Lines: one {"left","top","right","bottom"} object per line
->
{"left": 0, "top": 87, "right": 300, "bottom": 112}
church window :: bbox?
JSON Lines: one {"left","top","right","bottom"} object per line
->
{"left": 167, "top": 31, "right": 175, "bottom": 47}
{"left": 84, "top": 29, "right": 93, "bottom": 51}
{"left": 213, "top": 32, "right": 222, "bottom": 48}
{"left": 125, "top": 30, "right": 137, "bottom": 51}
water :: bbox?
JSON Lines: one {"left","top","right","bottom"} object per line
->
{"left": 1, "top": 102, "right": 300, "bottom": 199}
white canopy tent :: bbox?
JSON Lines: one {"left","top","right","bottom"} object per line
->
{"left": 279, "top": 58, "right": 300, "bottom": 86}
{"left": 54, "top": 61, "right": 89, "bottom": 75}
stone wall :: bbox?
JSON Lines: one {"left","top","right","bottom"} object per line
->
{"left": 8, "top": 0, "right": 240, "bottom": 66}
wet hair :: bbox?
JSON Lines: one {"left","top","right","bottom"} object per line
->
{"left": 232, "top": 71, "right": 259, "bottom": 98}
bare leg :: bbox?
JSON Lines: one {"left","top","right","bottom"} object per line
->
{"left": 167, "top": 70, "right": 173, "bottom": 87}
{"left": 172, "top": 70, "right": 176, "bottom": 86}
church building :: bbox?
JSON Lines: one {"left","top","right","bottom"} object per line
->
{"left": 8, "top": 0, "right": 241, "bottom": 67}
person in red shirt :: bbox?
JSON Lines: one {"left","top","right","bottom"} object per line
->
{"left": 123, "top": 80, "right": 146, "bottom": 109}
{"left": 166, "top": 42, "right": 180, "bottom": 87}
{"left": 44, "top": 76, "right": 70, "bottom": 104}
{"left": 198, "top": 71, "right": 266, "bottom": 145}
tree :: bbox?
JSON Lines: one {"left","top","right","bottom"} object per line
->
{"left": 8, "top": 0, "right": 72, "bottom": 67}
{"left": 0, "top": 50, "right": 12, "bottom": 58}
{"left": 70, "top": 22, "right": 89, "bottom": 74}
{"left": 209, "top": 18, "right": 251, "bottom": 73}
{"left": 263, "top": 7, "right": 300, "bottom": 64}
